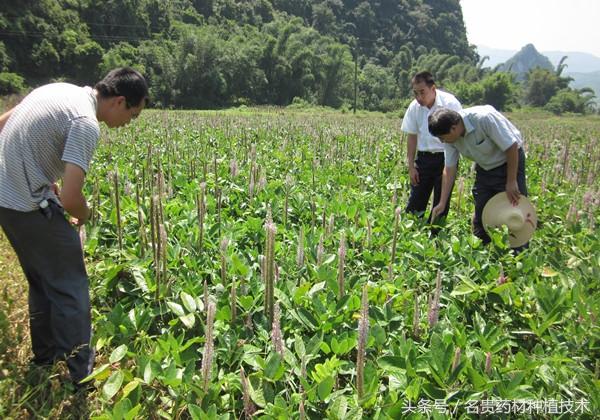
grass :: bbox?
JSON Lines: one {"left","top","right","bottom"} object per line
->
{"left": 0, "top": 232, "right": 97, "bottom": 419}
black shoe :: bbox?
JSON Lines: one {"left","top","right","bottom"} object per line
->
{"left": 71, "top": 379, "right": 95, "bottom": 394}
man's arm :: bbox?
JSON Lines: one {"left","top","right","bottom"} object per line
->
{"left": 504, "top": 143, "right": 520, "bottom": 205}
{"left": 407, "top": 134, "right": 419, "bottom": 185}
{"left": 430, "top": 165, "right": 457, "bottom": 222}
{"left": 0, "top": 108, "right": 15, "bottom": 133}
{"left": 61, "top": 163, "right": 90, "bottom": 225}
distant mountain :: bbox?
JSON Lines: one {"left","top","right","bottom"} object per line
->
{"left": 476, "top": 45, "right": 600, "bottom": 73}
{"left": 475, "top": 45, "right": 600, "bottom": 103}
{"left": 497, "top": 44, "right": 554, "bottom": 81}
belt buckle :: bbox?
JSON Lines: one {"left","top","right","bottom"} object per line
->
{"left": 39, "top": 199, "right": 52, "bottom": 220}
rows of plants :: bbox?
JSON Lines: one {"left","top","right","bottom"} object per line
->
{"left": 78, "top": 110, "right": 599, "bottom": 419}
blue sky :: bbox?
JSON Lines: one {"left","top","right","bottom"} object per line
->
{"left": 460, "top": 0, "right": 600, "bottom": 57}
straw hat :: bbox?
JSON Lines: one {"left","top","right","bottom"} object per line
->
{"left": 482, "top": 192, "right": 537, "bottom": 248}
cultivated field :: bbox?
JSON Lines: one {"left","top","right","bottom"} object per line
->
{"left": 0, "top": 109, "right": 598, "bottom": 419}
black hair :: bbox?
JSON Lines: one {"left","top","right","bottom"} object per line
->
{"left": 95, "top": 67, "right": 149, "bottom": 108}
{"left": 428, "top": 108, "right": 462, "bottom": 137}
{"left": 412, "top": 71, "right": 435, "bottom": 87}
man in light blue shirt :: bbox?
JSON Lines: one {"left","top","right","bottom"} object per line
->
{"left": 427, "top": 105, "right": 528, "bottom": 248}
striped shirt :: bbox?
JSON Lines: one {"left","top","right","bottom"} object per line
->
{"left": 0, "top": 83, "right": 99, "bottom": 211}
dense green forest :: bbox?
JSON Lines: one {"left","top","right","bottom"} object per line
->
{"left": 0, "top": 0, "right": 596, "bottom": 113}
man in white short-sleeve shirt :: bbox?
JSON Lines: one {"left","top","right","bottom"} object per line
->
{"left": 428, "top": 105, "right": 529, "bottom": 248}
{"left": 0, "top": 67, "right": 148, "bottom": 389}
{"left": 401, "top": 71, "right": 462, "bottom": 223}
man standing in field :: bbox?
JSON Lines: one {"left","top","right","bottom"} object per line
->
{"left": 401, "top": 71, "right": 462, "bottom": 222}
{"left": 0, "top": 67, "right": 148, "bottom": 389}
{"left": 428, "top": 105, "right": 529, "bottom": 248}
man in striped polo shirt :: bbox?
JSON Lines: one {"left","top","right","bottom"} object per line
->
{"left": 401, "top": 71, "right": 462, "bottom": 223}
{"left": 0, "top": 67, "right": 148, "bottom": 389}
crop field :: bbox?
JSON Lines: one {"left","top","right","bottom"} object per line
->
{"left": 0, "top": 109, "right": 599, "bottom": 419}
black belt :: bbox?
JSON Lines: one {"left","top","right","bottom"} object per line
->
{"left": 417, "top": 151, "right": 444, "bottom": 156}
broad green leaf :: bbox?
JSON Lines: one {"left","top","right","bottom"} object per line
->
{"left": 161, "top": 360, "right": 183, "bottom": 387}
{"left": 328, "top": 395, "right": 348, "bottom": 420}
{"left": 179, "top": 313, "right": 196, "bottom": 329}
{"left": 112, "top": 398, "right": 132, "bottom": 419}
{"left": 231, "top": 254, "right": 249, "bottom": 276}
{"left": 264, "top": 353, "right": 285, "bottom": 381}
{"left": 180, "top": 291, "right": 197, "bottom": 312}
{"left": 371, "top": 324, "right": 386, "bottom": 346}
{"left": 346, "top": 407, "right": 363, "bottom": 420}
{"left": 306, "top": 333, "right": 322, "bottom": 355}
{"left": 295, "top": 308, "right": 318, "bottom": 330}
{"left": 294, "top": 334, "right": 306, "bottom": 358}
{"left": 239, "top": 296, "right": 254, "bottom": 311}
{"left": 109, "top": 344, "right": 128, "bottom": 364}
{"left": 323, "top": 254, "right": 336, "bottom": 265}
{"left": 347, "top": 295, "right": 361, "bottom": 312}
{"left": 505, "top": 371, "right": 525, "bottom": 392}
{"left": 167, "top": 301, "right": 185, "bottom": 317}
{"left": 331, "top": 337, "right": 341, "bottom": 354}
{"left": 81, "top": 363, "right": 110, "bottom": 383}
{"left": 124, "top": 404, "right": 142, "bottom": 420}
{"left": 541, "top": 267, "right": 559, "bottom": 277}
{"left": 317, "top": 376, "right": 334, "bottom": 401}
{"left": 131, "top": 269, "right": 149, "bottom": 293}
{"left": 188, "top": 404, "right": 204, "bottom": 420}
{"left": 378, "top": 356, "right": 406, "bottom": 372}
{"left": 248, "top": 379, "right": 266, "bottom": 408}
{"left": 143, "top": 361, "right": 155, "bottom": 384}
{"left": 405, "top": 378, "right": 421, "bottom": 401}
{"left": 102, "top": 369, "right": 124, "bottom": 400}
{"left": 421, "top": 383, "right": 445, "bottom": 400}
{"left": 308, "top": 281, "right": 326, "bottom": 297}
{"left": 451, "top": 283, "right": 475, "bottom": 296}
{"left": 468, "top": 367, "right": 488, "bottom": 391}
{"left": 121, "top": 379, "right": 141, "bottom": 399}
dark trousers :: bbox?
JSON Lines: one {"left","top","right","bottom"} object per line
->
{"left": 472, "top": 148, "right": 528, "bottom": 244}
{"left": 0, "top": 201, "right": 94, "bottom": 383}
{"left": 405, "top": 151, "right": 451, "bottom": 222}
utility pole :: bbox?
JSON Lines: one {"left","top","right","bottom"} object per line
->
{"left": 353, "top": 42, "right": 358, "bottom": 114}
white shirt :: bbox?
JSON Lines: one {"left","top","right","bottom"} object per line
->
{"left": 401, "top": 89, "right": 462, "bottom": 152}
{"left": 444, "top": 105, "right": 524, "bottom": 171}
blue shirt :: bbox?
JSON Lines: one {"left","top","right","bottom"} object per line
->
{"left": 444, "top": 105, "right": 523, "bottom": 170}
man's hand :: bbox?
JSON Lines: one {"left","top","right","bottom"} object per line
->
{"left": 505, "top": 180, "right": 521, "bottom": 206}
{"left": 50, "top": 183, "right": 60, "bottom": 197}
{"left": 70, "top": 216, "right": 88, "bottom": 227}
{"left": 409, "top": 166, "right": 420, "bottom": 186}
{"left": 61, "top": 163, "right": 90, "bottom": 223}
{"left": 70, "top": 206, "right": 90, "bottom": 227}
{"left": 430, "top": 202, "right": 446, "bottom": 224}
{"left": 0, "top": 107, "right": 15, "bottom": 133}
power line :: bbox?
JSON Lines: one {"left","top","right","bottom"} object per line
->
{"left": 0, "top": 29, "right": 155, "bottom": 43}
{"left": 0, "top": 14, "right": 160, "bottom": 29}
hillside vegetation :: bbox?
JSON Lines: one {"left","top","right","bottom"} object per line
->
{"left": 0, "top": 1, "right": 596, "bottom": 114}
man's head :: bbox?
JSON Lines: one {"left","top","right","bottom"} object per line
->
{"left": 428, "top": 108, "right": 463, "bottom": 143}
{"left": 95, "top": 67, "right": 149, "bottom": 128}
{"left": 411, "top": 71, "right": 436, "bottom": 108}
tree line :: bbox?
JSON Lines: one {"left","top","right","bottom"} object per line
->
{"left": 0, "top": 0, "right": 595, "bottom": 114}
